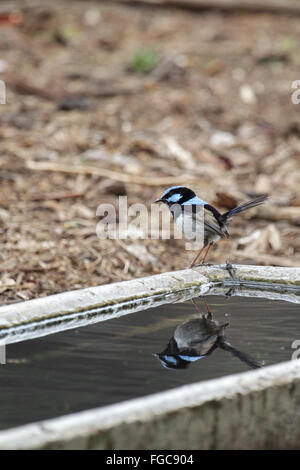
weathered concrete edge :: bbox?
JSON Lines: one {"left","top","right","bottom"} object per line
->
{"left": 0, "top": 270, "right": 209, "bottom": 329}
{"left": 198, "top": 264, "right": 300, "bottom": 286}
{"left": 1, "top": 359, "right": 300, "bottom": 450}
{"left": 0, "top": 265, "right": 299, "bottom": 329}
{"left": 2, "top": 281, "right": 299, "bottom": 347}
{"left": 209, "top": 285, "right": 300, "bottom": 303}
{"left": 0, "top": 284, "right": 211, "bottom": 345}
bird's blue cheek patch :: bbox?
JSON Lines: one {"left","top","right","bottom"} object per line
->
{"left": 167, "top": 193, "right": 182, "bottom": 203}
{"left": 163, "top": 355, "right": 178, "bottom": 364}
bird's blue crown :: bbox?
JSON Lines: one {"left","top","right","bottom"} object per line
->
{"left": 158, "top": 186, "right": 207, "bottom": 206}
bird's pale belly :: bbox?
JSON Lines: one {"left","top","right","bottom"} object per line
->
{"left": 174, "top": 212, "right": 201, "bottom": 241}
{"left": 174, "top": 212, "right": 221, "bottom": 245}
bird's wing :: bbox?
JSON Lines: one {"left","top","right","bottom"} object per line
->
{"left": 176, "top": 203, "right": 224, "bottom": 238}
{"left": 203, "top": 205, "right": 224, "bottom": 237}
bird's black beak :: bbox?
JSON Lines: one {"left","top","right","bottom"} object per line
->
{"left": 154, "top": 198, "right": 162, "bottom": 203}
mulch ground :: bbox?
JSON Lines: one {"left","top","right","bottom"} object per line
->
{"left": 0, "top": 0, "right": 299, "bottom": 305}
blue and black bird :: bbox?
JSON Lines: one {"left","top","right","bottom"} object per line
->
{"left": 155, "top": 186, "right": 268, "bottom": 267}
{"left": 155, "top": 298, "right": 262, "bottom": 370}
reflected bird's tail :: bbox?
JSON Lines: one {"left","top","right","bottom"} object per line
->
{"left": 218, "top": 338, "right": 263, "bottom": 369}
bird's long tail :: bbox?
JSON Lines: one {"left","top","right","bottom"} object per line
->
{"left": 222, "top": 194, "right": 269, "bottom": 220}
{"left": 218, "top": 338, "right": 263, "bottom": 369}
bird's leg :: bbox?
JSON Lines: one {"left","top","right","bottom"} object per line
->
{"left": 203, "top": 296, "right": 213, "bottom": 319}
{"left": 192, "top": 298, "right": 205, "bottom": 318}
{"left": 200, "top": 243, "right": 212, "bottom": 265}
{"left": 189, "top": 245, "right": 205, "bottom": 268}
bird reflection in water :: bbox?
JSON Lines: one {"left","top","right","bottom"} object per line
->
{"left": 155, "top": 297, "right": 262, "bottom": 370}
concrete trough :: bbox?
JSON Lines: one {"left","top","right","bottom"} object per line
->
{"left": 0, "top": 265, "right": 299, "bottom": 345}
{"left": 0, "top": 264, "right": 299, "bottom": 449}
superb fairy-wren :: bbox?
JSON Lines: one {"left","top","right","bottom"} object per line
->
{"left": 155, "top": 298, "right": 262, "bottom": 370}
{"left": 155, "top": 186, "right": 268, "bottom": 267}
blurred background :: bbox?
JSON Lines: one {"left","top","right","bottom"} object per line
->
{"left": 0, "top": 0, "right": 299, "bottom": 305}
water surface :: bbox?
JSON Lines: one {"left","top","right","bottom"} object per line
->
{"left": 0, "top": 294, "right": 299, "bottom": 430}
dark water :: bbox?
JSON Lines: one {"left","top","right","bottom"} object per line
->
{"left": 0, "top": 294, "right": 299, "bottom": 431}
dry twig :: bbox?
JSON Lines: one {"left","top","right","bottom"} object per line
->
{"left": 26, "top": 161, "right": 198, "bottom": 186}
{"left": 114, "top": 0, "right": 300, "bottom": 15}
